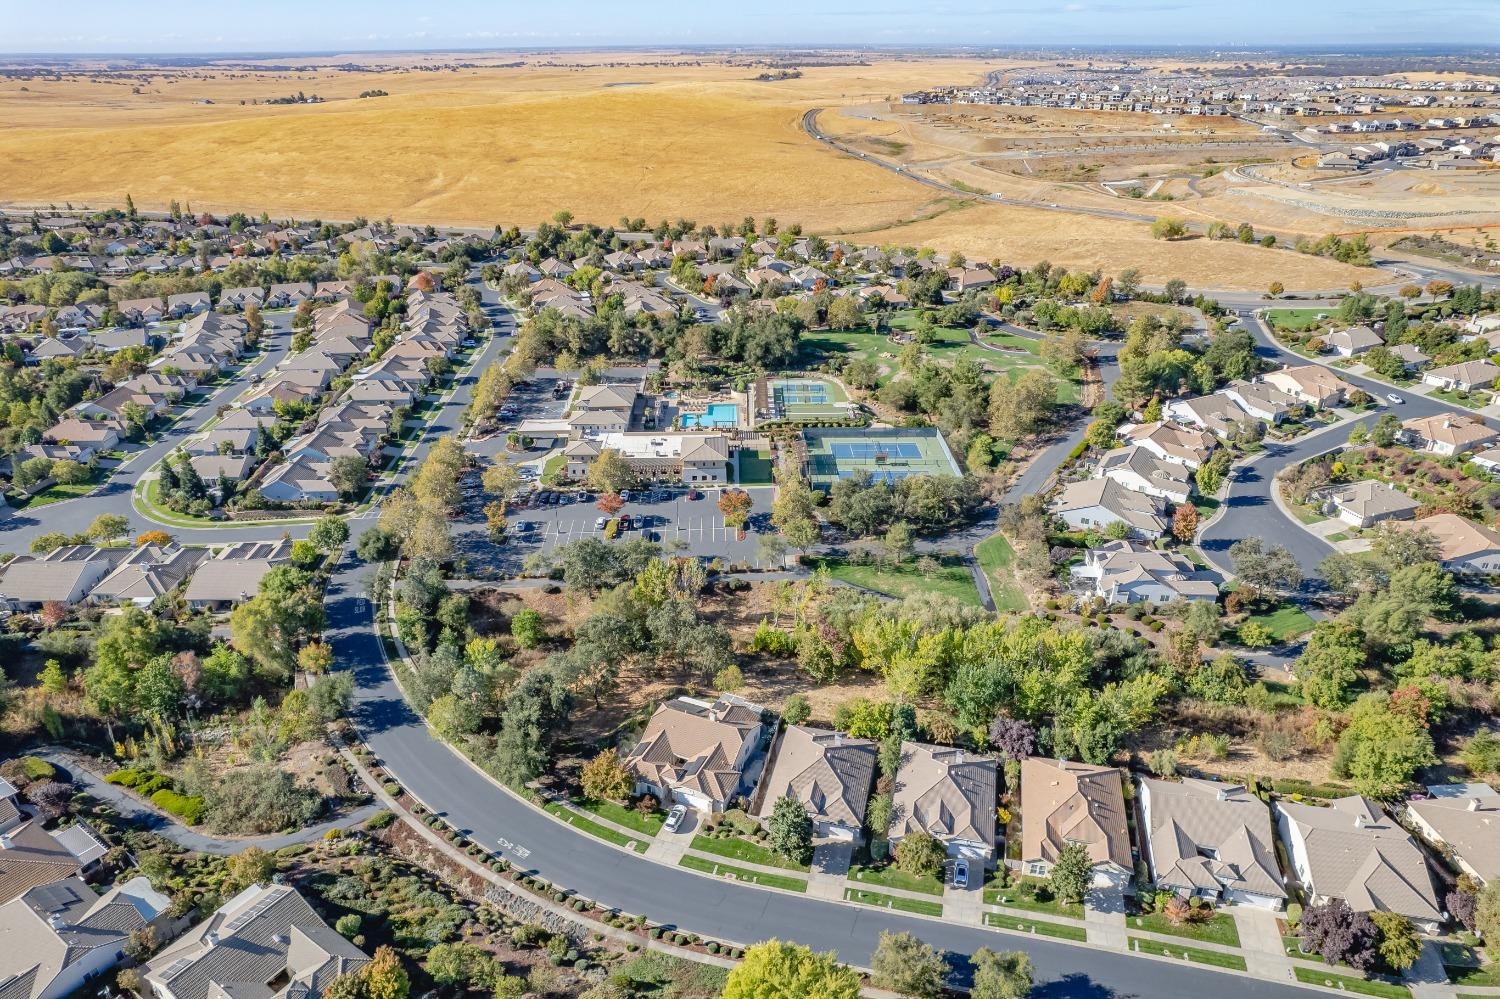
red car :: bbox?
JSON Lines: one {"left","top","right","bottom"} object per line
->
{"left": 617, "top": 515, "right": 632, "bottom": 530}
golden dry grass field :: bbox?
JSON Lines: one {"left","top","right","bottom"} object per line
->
{"left": 0, "top": 53, "right": 1393, "bottom": 289}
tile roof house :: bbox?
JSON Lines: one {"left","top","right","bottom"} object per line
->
{"left": 752, "top": 726, "right": 877, "bottom": 841}
{"left": 0, "top": 818, "right": 87, "bottom": 906}
{"left": 1261, "top": 365, "right": 1355, "bottom": 408}
{"left": 1051, "top": 477, "right": 1169, "bottom": 539}
{"left": 1096, "top": 446, "right": 1193, "bottom": 504}
{"left": 90, "top": 544, "right": 207, "bottom": 607}
{"left": 183, "top": 539, "right": 293, "bottom": 610}
{"left": 1423, "top": 359, "right": 1499, "bottom": 393}
{"left": 1018, "top": 757, "right": 1131, "bottom": 887}
{"left": 0, "top": 875, "right": 169, "bottom": 999}
{"left": 1222, "top": 380, "right": 1297, "bottom": 424}
{"left": 1404, "top": 783, "right": 1500, "bottom": 886}
{"left": 1316, "top": 480, "right": 1421, "bottom": 528}
{"left": 1399, "top": 413, "right": 1498, "bottom": 457}
{"left": 1070, "top": 540, "right": 1218, "bottom": 605}
{"left": 1388, "top": 513, "right": 1500, "bottom": 576}
{"left": 0, "top": 546, "right": 127, "bottom": 610}
{"left": 1118, "top": 421, "right": 1215, "bottom": 469}
{"left": 1388, "top": 343, "right": 1430, "bottom": 370}
{"left": 1138, "top": 776, "right": 1286, "bottom": 908}
{"left": 43, "top": 418, "right": 122, "bottom": 449}
{"left": 1164, "top": 393, "right": 1255, "bottom": 437}
{"left": 257, "top": 453, "right": 339, "bottom": 504}
{"left": 1275, "top": 795, "right": 1443, "bottom": 930}
{"left": 1324, "top": 324, "right": 1383, "bottom": 357}
{"left": 888, "top": 742, "right": 998, "bottom": 861}
{"left": 626, "top": 695, "right": 766, "bottom": 813}
{"left": 144, "top": 884, "right": 368, "bottom": 999}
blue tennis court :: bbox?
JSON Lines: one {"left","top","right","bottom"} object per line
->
{"left": 829, "top": 442, "right": 922, "bottom": 459}
{"left": 802, "top": 427, "right": 962, "bottom": 489}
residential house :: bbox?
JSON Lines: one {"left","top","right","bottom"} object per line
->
{"left": 183, "top": 539, "right": 293, "bottom": 610}
{"left": 44, "top": 417, "right": 122, "bottom": 450}
{"left": 752, "top": 726, "right": 877, "bottom": 841}
{"left": 1399, "top": 413, "right": 1498, "bottom": 456}
{"left": 165, "top": 291, "right": 211, "bottom": 318}
{"left": 0, "top": 789, "right": 106, "bottom": 903}
{"left": 143, "top": 884, "right": 368, "bottom": 999}
{"left": 26, "top": 338, "right": 83, "bottom": 363}
{"left": 1018, "top": 757, "right": 1131, "bottom": 887}
{"left": 23, "top": 443, "right": 95, "bottom": 468}
{"left": 788, "top": 265, "right": 829, "bottom": 291}
{"left": 1388, "top": 343, "right": 1431, "bottom": 370}
{"left": 0, "top": 876, "right": 170, "bottom": 999}
{"left": 888, "top": 742, "right": 998, "bottom": 862}
{"left": 190, "top": 454, "right": 258, "bottom": 483}
{"left": 265, "top": 282, "right": 314, "bottom": 308}
{"left": 1275, "top": 795, "right": 1443, "bottom": 931}
{"left": 1070, "top": 540, "right": 1218, "bottom": 604}
{"left": 1221, "top": 380, "right": 1296, "bottom": 424}
{"left": 1165, "top": 393, "right": 1255, "bottom": 437}
{"left": 117, "top": 297, "right": 165, "bottom": 324}
{"left": 625, "top": 695, "right": 766, "bottom": 813}
{"left": 947, "top": 266, "right": 996, "bottom": 292}
{"left": 1261, "top": 365, "right": 1355, "bottom": 408}
{"left": 1138, "top": 776, "right": 1286, "bottom": 908}
{"left": 90, "top": 544, "right": 207, "bottom": 607}
{"left": 1324, "top": 325, "right": 1383, "bottom": 357}
{"left": 71, "top": 386, "right": 168, "bottom": 423}
{"left": 218, "top": 286, "right": 265, "bottom": 311}
{"left": 0, "top": 547, "right": 127, "bottom": 610}
{"left": 1424, "top": 359, "right": 1499, "bottom": 393}
{"left": 1404, "top": 783, "right": 1500, "bottom": 886}
{"left": 1096, "top": 446, "right": 1193, "bottom": 504}
{"left": 257, "top": 453, "right": 339, "bottom": 504}
{"left": 1051, "top": 477, "right": 1169, "bottom": 539}
{"left": 1118, "top": 421, "right": 1215, "bottom": 469}
{"left": 1389, "top": 513, "right": 1500, "bottom": 576}
{"left": 1316, "top": 480, "right": 1421, "bottom": 528}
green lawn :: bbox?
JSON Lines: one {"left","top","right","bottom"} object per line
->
{"left": 984, "top": 883, "right": 1084, "bottom": 919}
{"left": 1131, "top": 937, "right": 1247, "bottom": 971}
{"left": 1428, "top": 388, "right": 1490, "bottom": 410}
{"left": 1447, "top": 964, "right": 1500, "bottom": 987}
{"left": 805, "top": 555, "right": 982, "bottom": 608}
{"left": 737, "top": 449, "right": 775, "bottom": 485}
{"left": 575, "top": 798, "right": 663, "bottom": 837}
{"left": 680, "top": 855, "right": 807, "bottom": 892}
{"left": 1240, "top": 602, "right": 1315, "bottom": 642}
{"left": 540, "top": 452, "right": 566, "bottom": 484}
{"left": 1293, "top": 967, "right": 1410, "bottom": 999}
{"left": 543, "top": 803, "right": 649, "bottom": 853}
{"left": 14, "top": 478, "right": 98, "bottom": 508}
{"left": 1133, "top": 911, "right": 1241, "bottom": 948}
{"left": 1265, "top": 308, "right": 1329, "bottom": 332}
{"left": 974, "top": 533, "right": 1030, "bottom": 612}
{"left": 690, "top": 834, "right": 809, "bottom": 872}
{"left": 847, "top": 863, "right": 945, "bottom": 896}
{"left": 844, "top": 888, "right": 943, "bottom": 917}
{"left": 984, "top": 913, "right": 1087, "bottom": 941}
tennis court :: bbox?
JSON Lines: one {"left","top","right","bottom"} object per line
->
{"left": 803, "top": 427, "right": 961, "bottom": 488}
{"left": 768, "top": 378, "right": 848, "bottom": 421}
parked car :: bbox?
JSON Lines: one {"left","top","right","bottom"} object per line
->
{"left": 619, "top": 490, "right": 632, "bottom": 502}
{"left": 952, "top": 859, "right": 969, "bottom": 889}
{"left": 687, "top": 489, "right": 703, "bottom": 501}
{"left": 618, "top": 515, "right": 633, "bottom": 530}
{"left": 1387, "top": 393, "right": 1405, "bottom": 404}
{"left": 664, "top": 805, "right": 688, "bottom": 833}
{"left": 595, "top": 517, "right": 608, "bottom": 531}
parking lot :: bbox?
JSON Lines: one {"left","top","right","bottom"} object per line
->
{"left": 450, "top": 481, "right": 778, "bottom": 578}
{"left": 466, "top": 371, "right": 571, "bottom": 462}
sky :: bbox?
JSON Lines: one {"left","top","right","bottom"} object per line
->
{"left": 2, "top": 0, "right": 1497, "bottom": 54}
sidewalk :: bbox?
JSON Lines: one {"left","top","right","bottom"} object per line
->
{"left": 1232, "top": 907, "right": 1298, "bottom": 980}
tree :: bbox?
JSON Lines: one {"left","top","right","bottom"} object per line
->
{"left": 720, "top": 940, "right": 861, "bottom": 999}
{"left": 38, "top": 660, "right": 67, "bottom": 694}
{"left": 136, "top": 530, "right": 174, "bottom": 547}
{"left": 1171, "top": 504, "right": 1199, "bottom": 542}
{"left": 771, "top": 474, "right": 821, "bottom": 552}
{"left": 988, "top": 716, "right": 1035, "bottom": 761}
{"left": 309, "top": 515, "right": 350, "bottom": 552}
{"left": 1049, "top": 842, "right": 1093, "bottom": 905}
{"left": 1370, "top": 523, "right": 1438, "bottom": 571}
{"left": 718, "top": 489, "right": 753, "bottom": 530}
{"left": 363, "top": 947, "right": 409, "bottom": 999}
{"left": 224, "top": 846, "right": 276, "bottom": 891}
{"left": 1370, "top": 911, "right": 1420, "bottom": 972}
{"left": 1333, "top": 694, "right": 1435, "bottom": 799}
{"left": 1229, "top": 538, "right": 1302, "bottom": 597}
{"left": 894, "top": 830, "right": 946, "bottom": 879}
{"left": 87, "top": 513, "right": 129, "bottom": 543}
{"left": 1268, "top": 281, "right": 1285, "bottom": 297}
{"left": 767, "top": 795, "right": 814, "bottom": 865}
{"left": 510, "top": 608, "right": 544, "bottom": 648}
{"left": 580, "top": 751, "right": 632, "bottom": 803}
{"left": 481, "top": 461, "right": 520, "bottom": 500}
{"left": 230, "top": 566, "right": 324, "bottom": 679}
{"left": 989, "top": 369, "right": 1058, "bottom": 440}
{"left": 586, "top": 450, "right": 636, "bottom": 493}
{"left": 871, "top": 931, "right": 947, "bottom": 999}
{"left": 329, "top": 455, "right": 369, "bottom": 498}
{"left": 970, "top": 948, "right": 1033, "bottom": 999}
{"left": 1300, "top": 900, "right": 1379, "bottom": 972}
{"left": 783, "top": 693, "right": 811, "bottom": 726}
{"left": 297, "top": 642, "right": 333, "bottom": 675}
{"left": 1151, "top": 217, "right": 1188, "bottom": 240}
{"left": 1297, "top": 623, "right": 1364, "bottom": 709}
{"left": 1448, "top": 888, "right": 1478, "bottom": 933}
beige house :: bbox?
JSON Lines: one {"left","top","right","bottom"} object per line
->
{"left": 626, "top": 695, "right": 765, "bottom": 813}
{"left": 571, "top": 432, "right": 735, "bottom": 485}
{"left": 183, "top": 539, "right": 293, "bottom": 610}
{"left": 1119, "top": 421, "right": 1215, "bottom": 469}
{"left": 888, "top": 742, "right": 998, "bottom": 861}
{"left": 90, "top": 544, "right": 206, "bottom": 607}
{"left": 1138, "top": 776, "right": 1286, "bottom": 908}
{"left": 1019, "top": 757, "right": 1131, "bottom": 887}
{"left": 1275, "top": 795, "right": 1443, "bottom": 931}
{"left": 1261, "top": 365, "right": 1355, "bottom": 408}
{"left": 1324, "top": 325, "right": 1383, "bottom": 357}
{"left": 1316, "top": 480, "right": 1421, "bottom": 528}
{"left": 1423, "top": 359, "right": 1499, "bottom": 393}
{"left": 1399, "top": 413, "right": 1498, "bottom": 457}
{"left": 1050, "top": 477, "right": 1169, "bottom": 539}
{"left": 1404, "top": 783, "right": 1500, "bottom": 886}
{"left": 1070, "top": 540, "right": 1218, "bottom": 605}
{"left": 1389, "top": 513, "right": 1500, "bottom": 576}
{"left": 753, "top": 726, "right": 877, "bottom": 841}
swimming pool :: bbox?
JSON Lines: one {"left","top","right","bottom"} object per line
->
{"left": 682, "top": 403, "right": 738, "bottom": 428}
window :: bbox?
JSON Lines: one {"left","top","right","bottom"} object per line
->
{"left": 1028, "top": 862, "right": 1048, "bottom": 878}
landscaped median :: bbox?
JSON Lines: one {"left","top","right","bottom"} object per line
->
{"left": 1129, "top": 936, "right": 1247, "bottom": 972}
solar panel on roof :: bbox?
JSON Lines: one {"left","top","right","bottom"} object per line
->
{"left": 30, "top": 883, "right": 82, "bottom": 912}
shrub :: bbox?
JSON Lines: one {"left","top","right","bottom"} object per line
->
{"left": 151, "top": 789, "right": 206, "bottom": 825}
{"left": 20, "top": 757, "right": 56, "bottom": 781}
{"left": 366, "top": 810, "right": 397, "bottom": 830}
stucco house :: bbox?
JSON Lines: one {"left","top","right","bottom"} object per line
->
{"left": 1018, "top": 757, "right": 1131, "bottom": 888}
{"left": 1138, "top": 776, "right": 1286, "bottom": 908}
{"left": 625, "top": 695, "right": 766, "bottom": 814}
{"left": 887, "top": 742, "right": 998, "bottom": 862}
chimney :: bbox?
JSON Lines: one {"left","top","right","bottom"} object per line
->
{"left": 47, "top": 914, "right": 66, "bottom": 930}
{"left": 1468, "top": 798, "right": 1482, "bottom": 812}
{"left": 1216, "top": 788, "right": 1229, "bottom": 802}
{"left": 206, "top": 932, "right": 220, "bottom": 947}
{"left": 1354, "top": 814, "right": 1366, "bottom": 829}
{"left": 0, "top": 834, "right": 11, "bottom": 849}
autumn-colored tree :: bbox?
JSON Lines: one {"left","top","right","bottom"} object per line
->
{"left": 1425, "top": 279, "right": 1453, "bottom": 298}
{"left": 1268, "top": 281, "right": 1285, "bottom": 296}
{"left": 1399, "top": 284, "right": 1422, "bottom": 299}
{"left": 39, "top": 601, "right": 69, "bottom": 629}
{"left": 135, "top": 530, "right": 174, "bottom": 547}
{"left": 596, "top": 492, "right": 623, "bottom": 516}
{"left": 1172, "top": 503, "right": 1200, "bottom": 542}
{"left": 718, "top": 489, "right": 754, "bottom": 530}
{"left": 297, "top": 642, "right": 334, "bottom": 675}
{"left": 580, "top": 751, "right": 632, "bottom": 803}
{"left": 1090, "top": 275, "right": 1114, "bottom": 304}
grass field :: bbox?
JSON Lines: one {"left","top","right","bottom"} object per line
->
{"left": 1133, "top": 911, "right": 1241, "bottom": 948}
{"left": 847, "top": 863, "right": 945, "bottom": 896}
{"left": 984, "top": 912, "right": 1088, "bottom": 941}
{"left": 984, "top": 884, "right": 1083, "bottom": 919}
{"left": 543, "top": 802, "right": 650, "bottom": 853}
{"left": 1265, "top": 308, "right": 1331, "bottom": 332}
{"left": 844, "top": 887, "right": 944, "bottom": 916}
{"left": 679, "top": 855, "right": 808, "bottom": 892}
{"left": 1131, "top": 938, "right": 1247, "bottom": 971}
{"left": 1238, "top": 602, "right": 1316, "bottom": 642}
{"left": 804, "top": 555, "right": 983, "bottom": 607}
{"left": 1293, "top": 967, "right": 1410, "bottom": 999}
{"left": 690, "top": 834, "right": 810, "bottom": 872}
{"left": 974, "top": 532, "right": 1030, "bottom": 613}
{"left": 575, "top": 798, "right": 663, "bottom": 837}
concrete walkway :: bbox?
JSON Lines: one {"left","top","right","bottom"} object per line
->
{"left": 1406, "top": 938, "right": 1458, "bottom": 999}
{"left": 1233, "top": 907, "right": 1299, "bottom": 981}
{"left": 944, "top": 880, "right": 986, "bottom": 926}
{"left": 1084, "top": 886, "right": 1129, "bottom": 950}
{"left": 41, "top": 748, "right": 382, "bottom": 855}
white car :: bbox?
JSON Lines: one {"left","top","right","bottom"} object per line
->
{"left": 952, "top": 859, "right": 969, "bottom": 889}
{"left": 663, "top": 805, "right": 688, "bottom": 833}
{"left": 595, "top": 517, "right": 608, "bottom": 531}
{"left": 1387, "top": 393, "right": 1404, "bottom": 405}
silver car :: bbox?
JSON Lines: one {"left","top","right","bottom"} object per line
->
{"left": 663, "top": 805, "right": 688, "bottom": 833}
{"left": 952, "top": 858, "right": 970, "bottom": 889}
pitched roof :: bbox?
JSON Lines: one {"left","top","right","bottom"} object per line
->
{"left": 1051, "top": 477, "right": 1168, "bottom": 534}
{"left": 1401, "top": 413, "right": 1496, "bottom": 451}
{"left": 1139, "top": 777, "right": 1285, "bottom": 899}
{"left": 1097, "top": 446, "right": 1192, "bottom": 495}
{"left": 754, "top": 726, "right": 877, "bottom": 830}
{"left": 0, "top": 876, "right": 167, "bottom": 999}
{"left": 1406, "top": 784, "right": 1500, "bottom": 883}
{"left": 888, "top": 741, "right": 997, "bottom": 848}
{"left": 626, "top": 696, "right": 763, "bottom": 805}
{"left": 1119, "top": 421, "right": 1214, "bottom": 465}
{"left": 1323, "top": 480, "right": 1420, "bottom": 520}
{"left": 1020, "top": 757, "right": 1130, "bottom": 870}
{"left": 1390, "top": 513, "right": 1500, "bottom": 562}
{"left": 1277, "top": 795, "right": 1441, "bottom": 922}
{"left": 0, "top": 822, "right": 83, "bottom": 906}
